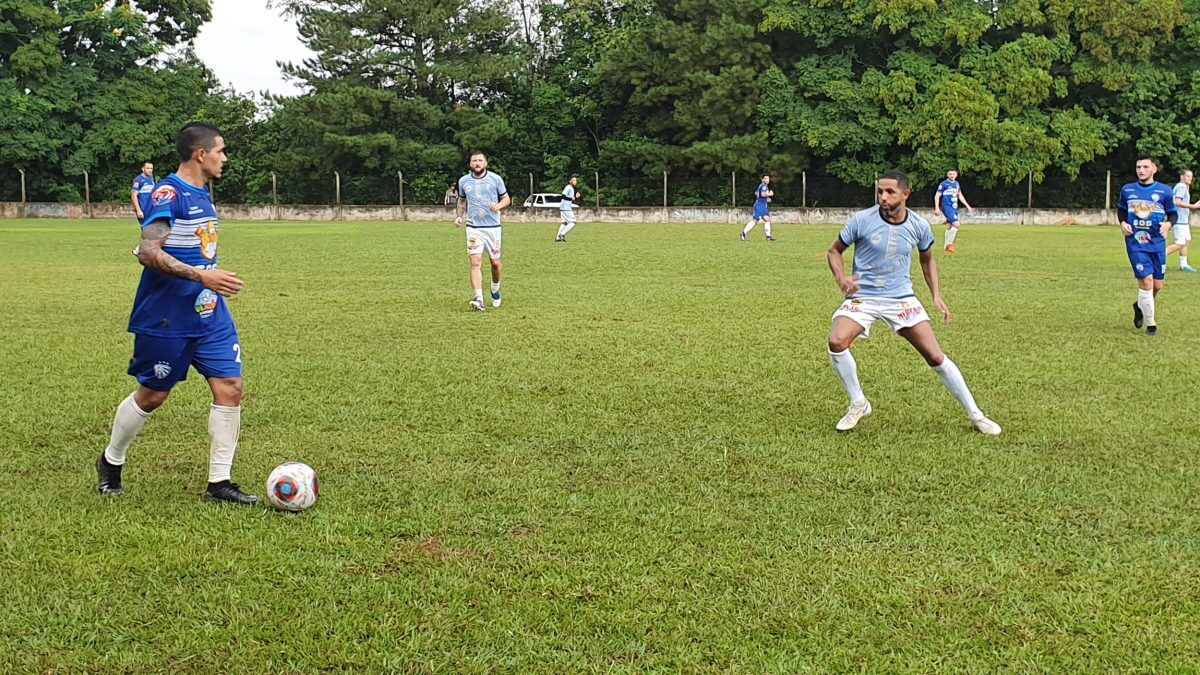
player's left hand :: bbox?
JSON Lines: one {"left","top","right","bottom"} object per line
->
{"left": 934, "top": 295, "right": 951, "bottom": 323}
{"left": 454, "top": 216, "right": 463, "bottom": 228}
{"left": 1161, "top": 222, "right": 1171, "bottom": 237}
{"left": 489, "top": 203, "right": 503, "bottom": 212}
{"left": 966, "top": 206, "right": 974, "bottom": 215}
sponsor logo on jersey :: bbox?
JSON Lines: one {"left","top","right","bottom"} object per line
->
{"left": 153, "top": 361, "right": 172, "bottom": 379}
{"left": 152, "top": 185, "right": 177, "bottom": 206}
{"left": 195, "top": 289, "right": 218, "bottom": 318}
{"left": 195, "top": 221, "right": 218, "bottom": 260}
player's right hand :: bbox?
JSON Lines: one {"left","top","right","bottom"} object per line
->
{"left": 454, "top": 216, "right": 464, "bottom": 228}
{"left": 135, "top": 209, "right": 143, "bottom": 220}
{"left": 201, "top": 269, "right": 244, "bottom": 297}
{"left": 838, "top": 275, "right": 861, "bottom": 297}
{"left": 1120, "top": 223, "right": 1133, "bottom": 236}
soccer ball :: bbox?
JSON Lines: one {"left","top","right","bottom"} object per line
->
{"left": 266, "top": 462, "right": 319, "bottom": 511}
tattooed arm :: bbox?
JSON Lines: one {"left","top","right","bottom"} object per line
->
{"left": 137, "top": 220, "right": 244, "bottom": 296}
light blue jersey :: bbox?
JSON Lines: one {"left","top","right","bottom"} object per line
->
{"left": 837, "top": 206, "right": 936, "bottom": 299}
{"left": 458, "top": 171, "right": 507, "bottom": 229}
{"left": 561, "top": 184, "right": 575, "bottom": 211}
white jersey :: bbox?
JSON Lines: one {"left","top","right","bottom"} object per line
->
{"left": 561, "top": 184, "right": 576, "bottom": 211}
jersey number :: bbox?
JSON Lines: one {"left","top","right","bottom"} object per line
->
{"left": 233, "top": 343, "right": 241, "bottom": 364}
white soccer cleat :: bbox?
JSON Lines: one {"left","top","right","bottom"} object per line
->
{"left": 468, "top": 299, "right": 487, "bottom": 312}
{"left": 836, "top": 399, "right": 872, "bottom": 431}
{"left": 972, "top": 416, "right": 1002, "bottom": 436}
{"left": 491, "top": 290, "right": 501, "bottom": 308}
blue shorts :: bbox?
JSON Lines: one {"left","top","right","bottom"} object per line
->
{"left": 943, "top": 207, "right": 960, "bottom": 225}
{"left": 1127, "top": 245, "right": 1166, "bottom": 280}
{"left": 128, "top": 320, "right": 242, "bottom": 391}
{"left": 753, "top": 202, "right": 770, "bottom": 220}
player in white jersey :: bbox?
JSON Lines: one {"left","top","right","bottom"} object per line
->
{"left": 555, "top": 176, "right": 579, "bottom": 242}
{"left": 1169, "top": 169, "right": 1199, "bottom": 272}
{"left": 454, "top": 152, "right": 510, "bottom": 310}
{"left": 826, "top": 170, "right": 1001, "bottom": 435}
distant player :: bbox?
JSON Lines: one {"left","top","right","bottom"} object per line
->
{"left": 1169, "top": 169, "right": 1198, "bottom": 272}
{"left": 97, "top": 123, "right": 257, "bottom": 505}
{"left": 826, "top": 170, "right": 1000, "bottom": 435}
{"left": 1119, "top": 156, "right": 1178, "bottom": 335}
{"left": 131, "top": 162, "right": 155, "bottom": 222}
{"left": 934, "top": 169, "right": 973, "bottom": 253}
{"left": 741, "top": 175, "right": 776, "bottom": 242}
{"left": 454, "top": 152, "right": 510, "bottom": 310}
{"left": 555, "top": 176, "right": 579, "bottom": 242}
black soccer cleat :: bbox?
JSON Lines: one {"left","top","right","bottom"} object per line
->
{"left": 97, "top": 453, "right": 123, "bottom": 496}
{"left": 1132, "top": 301, "right": 1144, "bottom": 329}
{"left": 1147, "top": 325, "right": 1158, "bottom": 336}
{"left": 205, "top": 481, "right": 259, "bottom": 506}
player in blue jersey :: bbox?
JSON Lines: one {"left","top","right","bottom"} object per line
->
{"left": 826, "top": 170, "right": 1001, "bottom": 435}
{"left": 96, "top": 123, "right": 257, "bottom": 505}
{"left": 555, "top": 176, "right": 579, "bottom": 242}
{"left": 1118, "top": 156, "right": 1179, "bottom": 335}
{"left": 131, "top": 162, "right": 155, "bottom": 222}
{"left": 934, "top": 170, "right": 973, "bottom": 253}
{"left": 454, "top": 152, "right": 510, "bottom": 310}
{"left": 740, "top": 175, "right": 775, "bottom": 242}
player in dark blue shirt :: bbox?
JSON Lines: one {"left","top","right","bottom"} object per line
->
{"left": 934, "top": 170, "right": 973, "bottom": 253}
{"left": 1118, "top": 156, "right": 1178, "bottom": 335}
{"left": 131, "top": 162, "right": 155, "bottom": 222}
{"left": 740, "top": 175, "right": 775, "bottom": 242}
{"left": 97, "top": 123, "right": 257, "bottom": 505}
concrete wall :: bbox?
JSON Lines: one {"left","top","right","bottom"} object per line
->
{"left": 0, "top": 201, "right": 1116, "bottom": 225}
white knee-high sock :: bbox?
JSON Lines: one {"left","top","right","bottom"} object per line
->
{"left": 208, "top": 404, "right": 241, "bottom": 483}
{"left": 945, "top": 226, "right": 959, "bottom": 245}
{"left": 932, "top": 356, "right": 983, "bottom": 420}
{"left": 556, "top": 223, "right": 566, "bottom": 237}
{"left": 104, "top": 392, "right": 152, "bottom": 465}
{"left": 561, "top": 221, "right": 576, "bottom": 236}
{"left": 828, "top": 349, "right": 866, "bottom": 404}
{"left": 764, "top": 221, "right": 772, "bottom": 237}
{"left": 743, "top": 219, "right": 756, "bottom": 233}
{"left": 1138, "top": 288, "right": 1156, "bottom": 326}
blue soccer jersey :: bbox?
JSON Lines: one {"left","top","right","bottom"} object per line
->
{"left": 132, "top": 174, "right": 156, "bottom": 213}
{"left": 1118, "top": 180, "right": 1176, "bottom": 251}
{"left": 837, "top": 206, "right": 936, "bottom": 299}
{"left": 754, "top": 182, "right": 772, "bottom": 218}
{"left": 936, "top": 179, "right": 960, "bottom": 212}
{"left": 129, "top": 174, "right": 232, "bottom": 338}
{"left": 458, "top": 171, "right": 507, "bottom": 228}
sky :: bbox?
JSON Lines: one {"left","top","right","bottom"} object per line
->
{"left": 193, "top": 0, "right": 313, "bottom": 96}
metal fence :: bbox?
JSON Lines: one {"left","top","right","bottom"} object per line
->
{"left": 0, "top": 166, "right": 1129, "bottom": 210}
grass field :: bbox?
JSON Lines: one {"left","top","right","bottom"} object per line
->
{"left": 3, "top": 217, "right": 1200, "bottom": 671}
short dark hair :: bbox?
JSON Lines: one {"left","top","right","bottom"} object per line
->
{"left": 469, "top": 151, "right": 487, "bottom": 160}
{"left": 1137, "top": 155, "right": 1157, "bottom": 166}
{"left": 177, "top": 123, "right": 223, "bottom": 163}
{"left": 879, "top": 170, "right": 910, "bottom": 191}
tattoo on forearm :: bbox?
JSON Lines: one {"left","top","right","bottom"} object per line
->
{"left": 138, "top": 221, "right": 201, "bottom": 282}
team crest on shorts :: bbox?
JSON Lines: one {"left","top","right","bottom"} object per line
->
{"left": 153, "top": 361, "right": 172, "bottom": 379}
{"left": 195, "top": 289, "right": 218, "bottom": 318}
{"left": 151, "top": 185, "right": 177, "bottom": 206}
{"left": 1136, "top": 263, "right": 1145, "bottom": 272}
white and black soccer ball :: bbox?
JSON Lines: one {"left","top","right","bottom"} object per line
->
{"left": 266, "top": 462, "right": 319, "bottom": 511}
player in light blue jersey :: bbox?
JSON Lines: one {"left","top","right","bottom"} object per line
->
{"left": 130, "top": 162, "right": 155, "bottom": 222}
{"left": 1118, "top": 156, "right": 1179, "bottom": 335}
{"left": 1168, "top": 169, "right": 1198, "bottom": 272}
{"left": 455, "top": 152, "right": 511, "bottom": 310}
{"left": 740, "top": 175, "right": 775, "bottom": 242}
{"left": 826, "top": 170, "right": 1000, "bottom": 435}
{"left": 97, "top": 123, "right": 258, "bottom": 505}
{"left": 934, "top": 169, "right": 973, "bottom": 253}
{"left": 555, "top": 176, "right": 579, "bottom": 242}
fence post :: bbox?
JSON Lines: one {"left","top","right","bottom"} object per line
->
{"left": 594, "top": 171, "right": 599, "bottom": 209}
{"left": 873, "top": 171, "right": 878, "bottom": 205}
{"left": 334, "top": 170, "right": 341, "bottom": 205}
{"left": 18, "top": 169, "right": 25, "bottom": 218}
{"left": 802, "top": 171, "right": 807, "bottom": 208}
{"left": 529, "top": 173, "right": 534, "bottom": 203}
{"left": 1105, "top": 170, "right": 1111, "bottom": 210}
{"left": 663, "top": 171, "right": 668, "bottom": 209}
{"left": 1027, "top": 171, "right": 1033, "bottom": 209}
{"left": 271, "top": 171, "right": 278, "bottom": 205}
{"left": 731, "top": 171, "right": 736, "bottom": 208}
{"left": 399, "top": 171, "right": 407, "bottom": 221}
{"left": 84, "top": 171, "right": 91, "bottom": 218}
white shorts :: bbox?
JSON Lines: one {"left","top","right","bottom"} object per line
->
{"left": 560, "top": 208, "right": 576, "bottom": 224}
{"left": 832, "top": 297, "right": 930, "bottom": 337}
{"left": 1174, "top": 223, "right": 1192, "bottom": 245}
{"left": 466, "top": 227, "right": 501, "bottom": 260}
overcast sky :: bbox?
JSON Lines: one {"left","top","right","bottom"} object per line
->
{"left": 193, "top": 0, "right": 312, "bottom": 96}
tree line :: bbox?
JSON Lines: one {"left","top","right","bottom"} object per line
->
{"left": 2, "top": 0, "right": 1197, "bottom": 207}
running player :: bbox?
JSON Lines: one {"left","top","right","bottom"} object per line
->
{"left": 934, "top": 170, "right": 973, "bottom": 253}
{"left": 131, "top": 162, "right": 155, "bottom": 222}
{"left": 741, "top": 175, "right": 775, "bottom": 242}
{"left": 97, "top": 123, "right": 257, "bottom": 504}
{"left": 826, "top": 170, "right": 1001, "bottom": 435}
{"left": 1169, "top": 169, "right": 1198, "bottom": 272}
{"left": 555, "top": 176, "right": 579, "bottom": 242}
{"left": 1119, "top": 156, "right": 1178, "bottom": 335}
{"left": 454, "top": 152, "right": 510, "bottom": 310}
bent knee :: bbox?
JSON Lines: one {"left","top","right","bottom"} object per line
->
{"left": 828, "top": 337, "right": 854, "bottom": 353}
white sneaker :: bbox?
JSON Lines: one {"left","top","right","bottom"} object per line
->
{"left": 972, "top": 416, "right": 1002, "bottom": 436}
{"left": 468, "top": 298, "right": 487, "bottom": 312}
{"left": 836, "top": 399, "right": 872, "bottom": 431}
{"left": 491, "top": 290, "right": 502, "bottom": 308}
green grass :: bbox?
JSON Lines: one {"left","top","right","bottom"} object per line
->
{"left": 3, "top": 218, "right": 1200, "bottom": 671}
